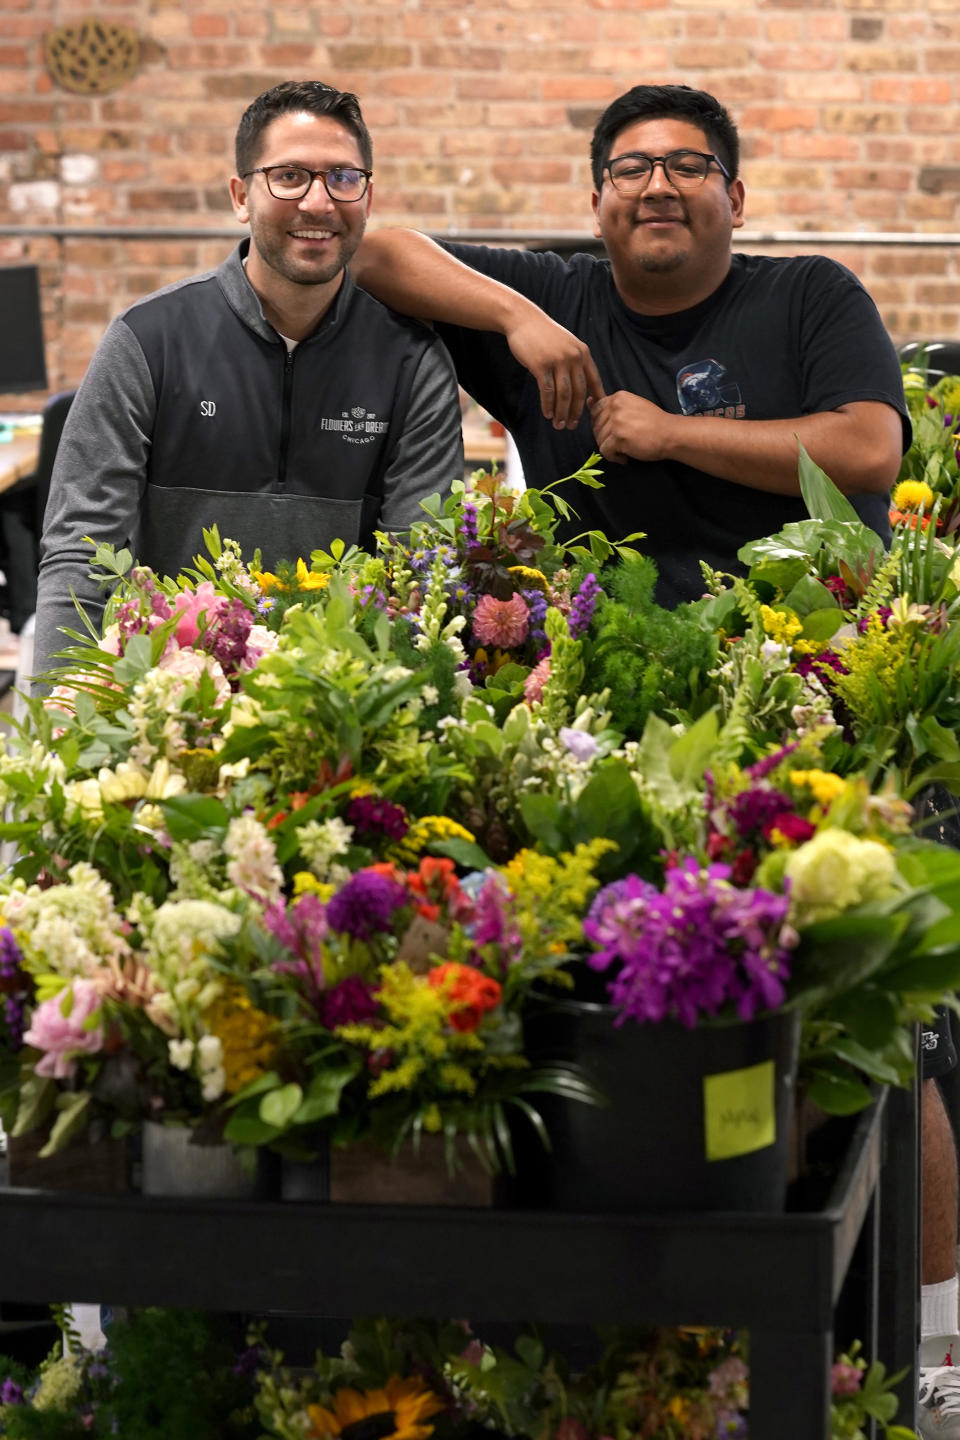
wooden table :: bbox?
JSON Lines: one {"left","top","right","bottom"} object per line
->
{"left": 0, "top": 433, "right": 40, "bottom": 493}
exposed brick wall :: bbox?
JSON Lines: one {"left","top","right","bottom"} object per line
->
{"left": 2, "top": 0, "right": 960, "bottom": 407}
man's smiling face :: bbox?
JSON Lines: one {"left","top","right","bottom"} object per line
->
{"left": 591, "top": 115, "right": 744, "bottom": 308}
{"left": 230, "top": 110, "right": 372, "bottom": 293}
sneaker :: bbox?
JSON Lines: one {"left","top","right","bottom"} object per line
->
{"left": 919, "top": 1358, "right": 960, "bottom": 1437}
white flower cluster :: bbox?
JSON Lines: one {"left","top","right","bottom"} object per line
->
{"left": 166, "top": 1032, "right": 226, "bottom": 1101}
{"left": 296, "top": 815, "right": 354, "bottom": 883}
{"left": 224, "top": 813, "right": 284, "bottom": 903}
{"left": 3, "top": 861, "right": 131, "bottom": 976}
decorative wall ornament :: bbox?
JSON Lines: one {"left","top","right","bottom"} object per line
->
{"left": 45, "top": 19, "right": 139, "bottom": 95}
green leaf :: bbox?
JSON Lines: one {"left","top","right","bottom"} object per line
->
{"left": 11, "top": 1071, "right": 57, "bottom": 1137}
{"left": 294, "top": 1065, "right": 357, "bottom": 1125}
{"left": 223, "top": 1113, "right": 280, "bottom": 1146}
{"left": 260, "top": 1082, "right": 304, "bottom": 1131}
{"left": 805, "top": 1069, "right": 874, "bottom": 1115}
{"left": 159, "top": 793, "right": 229, "bottom": 840}
{"left": 797, "top": 442, "right": 864, "bottom": 525}
{"left": 39, "top": 1091, "right": 92, "bottom": 1158}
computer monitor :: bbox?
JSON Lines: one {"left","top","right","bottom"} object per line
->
{"left": 0, "top": 264, "right": 48, "bottom": 393}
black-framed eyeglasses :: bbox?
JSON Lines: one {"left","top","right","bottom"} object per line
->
{"left": 242, "top": 164, "right": 372, "bottom": 202}
{"left": 605, "top": 150, "right": 731, "bottom": 193}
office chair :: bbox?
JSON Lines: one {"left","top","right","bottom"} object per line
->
{"left": 0, "top": 389, "right": 75, "bottom": 632}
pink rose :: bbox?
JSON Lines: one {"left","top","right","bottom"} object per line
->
{"left": 170, "top": 582, "right": 220, "bottom": 648}
{"left": 23, "top": 979, "right": 105, "bottom": 1080}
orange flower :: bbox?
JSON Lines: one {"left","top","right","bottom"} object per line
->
{"left": 427, "top": 962, "right": 502, "bottom": 1032}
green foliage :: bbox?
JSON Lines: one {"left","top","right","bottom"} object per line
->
{"left": 583, "top": 553, "right": 718, "bottom": 737}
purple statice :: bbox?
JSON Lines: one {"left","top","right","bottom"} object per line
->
{"left": 347, "top": 794, "right": 410, "bottom": 842}
{"left": 461, "top": 502, "right": 479, "bottom": 549}
{"left": 3, "top": 994, "right": 25, "bottom": 1050}
{"left": 326, "top": 870, "right": 410, "bottom": 941}
{"left": 584, "top": 860, "right": 793, "bottom": 1028}
{"left": 0, "top": 1378, "right": 23, "bottom": 1405}
{"left": 202, "top": 597, "right": 253, "bottom": 669}
{"left": 568, "top": 572, "right": 601, "bottom": 638}
{"left": 319, "top": 974, "right": 380, "bottom": 1029}
{"left": 356, "top": 583, "right": 388, "bottom": 611}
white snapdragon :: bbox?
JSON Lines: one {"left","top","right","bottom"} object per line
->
{"left": 224, "top": 813, "right": 284, "bottom": 902}
{"left": 143, "top": 898, "right": 242, "bottom": 981}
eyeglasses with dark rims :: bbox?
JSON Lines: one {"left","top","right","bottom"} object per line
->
{"left": 241, "top": 164, "right": 372, "bottom": 202}
{"left": 604, "top": 149, "right": 731, "bottom": 194}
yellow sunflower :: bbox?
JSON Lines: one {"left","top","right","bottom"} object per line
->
{"left": 307, "top": 1375, "right": 445, "bottom": 1440}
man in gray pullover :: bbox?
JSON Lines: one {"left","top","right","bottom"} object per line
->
{"left": 33, "top": 80, "right": 463, "bottom": 680}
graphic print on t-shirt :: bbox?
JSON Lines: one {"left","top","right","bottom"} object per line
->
{"left": 676, "top": 358, "right": 745, "bottom": 419}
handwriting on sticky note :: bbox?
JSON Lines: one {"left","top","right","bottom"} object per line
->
{"left": 702, "top": 1059, "right": 776, "bottom": 1162}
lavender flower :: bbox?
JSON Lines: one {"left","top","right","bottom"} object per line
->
{"left": 326, "top": 870, "right": 410, "bottom": 940}
{"left": 461, "top": 502, "right": 479, "bottom": 548}
{"left": 585, "top": 860, "right": 793, "bottom": 1027}
{"left": 203, "top": 597, "right": 253, "bottom": 669}
{"left": 745, "top": 742, "right": 799, "bottom": 781}
{"left": 522, "top": 587, "right": 549, "bottom": 645}
{"left": 0, "top": 1378, "right": 23, "bottom": 1405}
{"left": 568, "top": 572, "right": 600, "bottom": 638}
{"left": 0, "top": 927, "right": 23, "bottom": 977}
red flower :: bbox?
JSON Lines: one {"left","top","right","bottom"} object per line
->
{"left": 427, "top": 962, "right": 502, "bottom": 1032}
{"left": 762, "top": 812, "right": 816, "bottom": 846}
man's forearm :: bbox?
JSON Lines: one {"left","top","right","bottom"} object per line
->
{"left": 354, "top": 229, "right": 604, "bottom": 429}
{"left": 663, "top": 403, "right": 902, "bottom": 495}
{"left": 354, "top": 228, "right": 527, "bottom": 332}
{"left": 590, "top": 394, "right": 903, "bottom": 497}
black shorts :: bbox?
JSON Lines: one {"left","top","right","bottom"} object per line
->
{"left": 922, "top": 1006, "right": 958, "bottom": 1079}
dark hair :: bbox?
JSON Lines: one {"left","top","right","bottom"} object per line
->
{"left": 590, "top": 84, "right": 739, "bottom": 190}
{"left": 235, "top": 80, "right": 373, "bottom": 176}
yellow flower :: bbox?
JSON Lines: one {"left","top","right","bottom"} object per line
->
{"left": 296, "top": 558, "right": 330, "bottom": 591}
{"left": 293, "top": 871, "right": 333, "bottom": 900}
{"left": 388, "top": 815, "right": 476, "bottom": 865}
{"left": 307, "top": 1375, "right": 445, "bottom": 1440}
{"left": 892, "top": 479, "right": 935, "bottom": 513}
{"left": 789, "top": 768, "right": 846, "bottom": 808}
{"left": 759, "top": 604, "right": 803, "bottom": 648}
{"left": 253, "top": 559, "right": 330, "bottom": 592}
{"left": 508, "top": 565, "right": 549, "bottom": 592}
{"left": 203, "top": 981, "right": 280, "bottom": 1093}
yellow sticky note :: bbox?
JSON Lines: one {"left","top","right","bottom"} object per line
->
{"left": 702, "top": 1059, "right": 776, "bottom": 1162}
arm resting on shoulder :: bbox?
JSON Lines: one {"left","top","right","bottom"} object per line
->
{"left": 588, "top": 394, "right": 903, "bottom": 496}
{"left": 353, "top": 228, "right": 604, "bottom": 429}
{"left": 33, "top": 320, "right": 154, "bottom": 689}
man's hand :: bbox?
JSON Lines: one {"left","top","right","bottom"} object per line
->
{"left": 505, "top": 314, "right": 605, "bottom": 430}
{"left": 588, "top": 391, "right": 676, "bottom": 464}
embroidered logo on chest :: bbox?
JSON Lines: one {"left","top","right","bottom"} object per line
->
{"left": 319, "top": 407, "right": 389, "bottom": 446}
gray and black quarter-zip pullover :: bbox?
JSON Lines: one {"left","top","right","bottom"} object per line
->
{"left": 35, "top": 239, "right": 462, "bottom": 676}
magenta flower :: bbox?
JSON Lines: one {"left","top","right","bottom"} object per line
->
{"left": 584, "top": 860, "right": 793, "bottom": 1027}
{"left": 23, "top": 979, "right": 105, "bottom": 1079}
{"left": 347, "top": 794, "right": 410, "bottom": 842}
{"left": 524, "top": 656, "right": 551, "bottom": 704}
{"left": 472, "top": 592, "right": 530, "bottom": 649}
{"left": 326, "top": 870, "right": 410, "bottom": 941}
{"left": 319, "top": 975, "right": 380, "bottom": 1029}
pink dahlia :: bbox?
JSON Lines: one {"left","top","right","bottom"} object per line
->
{"left": 472, "top": 592, "right": 530, "bottom": 649}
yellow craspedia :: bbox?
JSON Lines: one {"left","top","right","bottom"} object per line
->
{"left": 892, "top": 480, "right": 935, "bottom": 512}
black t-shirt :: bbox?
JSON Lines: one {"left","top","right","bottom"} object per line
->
{"left": 436, "top": 247, "right": 910, "bottom": 608}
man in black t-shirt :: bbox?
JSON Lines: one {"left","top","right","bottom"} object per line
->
{"left": 353, "top": 83, "right": 907, "bottom": 609}
{"left": 352, "top": 83, "right": 949, "bottom": 1435}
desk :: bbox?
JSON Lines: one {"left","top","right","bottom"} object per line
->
{"left": 0, "top": 433, "right": 40, "bottom": 494}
